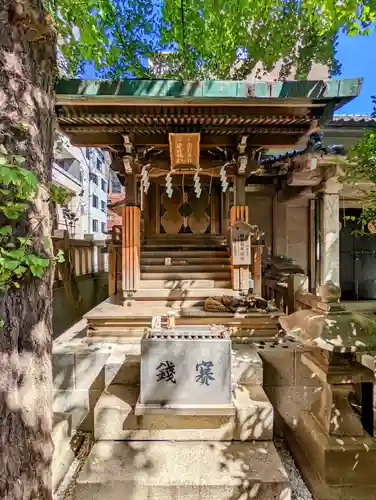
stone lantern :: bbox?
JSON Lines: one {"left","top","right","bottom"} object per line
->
{"left": 280, "top": 281, "right": 376, "bottom": 499}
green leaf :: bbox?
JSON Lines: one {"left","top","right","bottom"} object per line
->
{"left": 0, "top": 226, "right": 12, "bottom": 235}
{"left": 25, "top": 254, "right": 49, "bottom": 267}
{"left": 30, "top": 265, "right": 45, "bottom": 277}
{"left": 13, "top": 265, "right": 27, "bottom": 277}
{"left": 17, "top": 236, "right": 30, "bottom": 246}
{"left": 0, "top": 203, "right": 28, "bottom": 219}
{"left": 4, "top": 260, "right": 21, "bottom": 270}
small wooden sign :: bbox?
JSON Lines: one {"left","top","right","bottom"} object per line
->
{"left": 169, "top": 133, "right": 200, "bottom": 169}
{"left": 230, "top": 221, "right": 253, "bottom": 266}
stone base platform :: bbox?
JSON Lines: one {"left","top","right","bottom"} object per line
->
{"left": 94, "top": 384, "right": 273, "bottom": 441}
{"left": 286, "top": 411, "right": 376, "bottom": 500}
{"left": 134, "top": 400, "right": 235, "bottom": 416}
{"left": 75, "top": 440, "right": 290, "bottom": 500}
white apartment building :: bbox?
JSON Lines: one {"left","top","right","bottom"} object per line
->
{"left": 54, "top": 136, "right": 110, "bottom": 240}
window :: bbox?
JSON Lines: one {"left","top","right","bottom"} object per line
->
{"left": 111, "top": 173, "right": 121, "bottom": 193}
{"left": 101, "top": 200, "right": 106, "bottom": 213}
{"left": 92, "top": 195, "right": 98, "bottom": 208}
{"left": 101, "top": 222, "right": 106, "bottom": 233}
{"left": 101, "top": 179, "right": 107, "bottom": 192}
{"left": 92, "top": 219, "right": 98, "bottom": 232}
{"left": 90, "top": 173, "right": 98, "bottom": 185}
{"left": 96, "top": 157, "right": 102, "bottom": 171}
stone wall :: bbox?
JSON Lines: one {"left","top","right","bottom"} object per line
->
{"left": 53, "top": 273, "right": 108, "bottom": 338}
{"left": 247, "top": 193, "right": 310, "bottom": 270}
{"left": 259, "top": 347, "right": 320, "bottom": 436}
{"left": 285, "top": 199, "right": 310, "bottom": 271}
{"left": 273, "top": 197, "right": 310, "bottom": 271}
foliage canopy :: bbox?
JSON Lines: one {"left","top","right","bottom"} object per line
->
{"left": 44, "top": 0, "right": 376, "bottom": 79}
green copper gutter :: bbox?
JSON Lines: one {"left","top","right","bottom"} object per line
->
{"left": 56, "top": 78, "right": 362, "bottom": 108}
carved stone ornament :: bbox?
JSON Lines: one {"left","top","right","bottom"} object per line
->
{"left": 279, "top": 280, "right": 376, "bottom": 352}
{"left": 318, "top": 280, "right": 341, "bottom": 303}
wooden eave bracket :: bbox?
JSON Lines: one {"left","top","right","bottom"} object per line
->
{"left": 237, "top": 135, "right": 248, "bottom": 174}
{"left": 122, "top": 135, "right": 135, "bottom": 174}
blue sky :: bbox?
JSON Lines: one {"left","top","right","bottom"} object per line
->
{"left": 336, "top": 32, "right": 376, "bottom": 115}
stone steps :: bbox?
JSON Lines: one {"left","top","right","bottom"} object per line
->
{"left": 139, "top": 279, "right": 232, "bottom": 289}
{"left": 141, "top": 250, "right": 230, "bottom": 258}
{"left": 75, "top": 440, "right": 290, "bottom": 500}
{"left": 140, "top": 239, "right": 232, "bottom": 290}
{"left": 141, "top": 271, "right": 231, "bottom": 280}
{"left": 141, "top": 256, "right": 231, "bottom": 265}
{"left": 141, "top": 264, "right": 231, "bottom": 273}
{"left": 94, "top": 384, "right": 273, "bottom": 441}
{"left": 143, "top": 243, "right": 228, "bottom": 250}
{"left": 132, "top": 288, "right": 238, "bottom": 302}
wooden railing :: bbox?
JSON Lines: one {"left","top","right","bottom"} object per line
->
{"left": 52, "top": 230, "right": 107, "bottom": 281}
{"left": 262, "top": 273, "right": 317, "bottom": 314}
{"left": 263, "top": 279, "right": 289, "bottom": 313}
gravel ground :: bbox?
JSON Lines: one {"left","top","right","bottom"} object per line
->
{"left": 54, "top": 435, "right": 312, "bottom": 500}
{"left": 275, "top": 439, "right": 313, "bottom": 500}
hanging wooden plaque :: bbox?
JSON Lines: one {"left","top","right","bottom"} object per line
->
{"left": 169, "top": 133, "right": 200, "bottom": 169}
{"left": 230, "top": 221, "right": 252, "bottom": 266}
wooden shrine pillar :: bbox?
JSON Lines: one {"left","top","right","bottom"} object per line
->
{"left": 121, "top": 205, "right": 141, "bottom": 297}
{"left": 230, "top": 205, "right": 249, "bottom": 224}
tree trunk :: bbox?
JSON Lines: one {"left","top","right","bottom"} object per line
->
{"left": 0, "top": 1, "right": 56, "bottom": 499}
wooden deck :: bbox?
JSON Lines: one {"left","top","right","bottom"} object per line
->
{"left": 84, "top": 295, "right": 284, "bottom": 338}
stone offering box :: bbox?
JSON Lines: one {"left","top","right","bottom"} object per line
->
{"left": 137, "top": 326, "right": 233, "bottom": 415}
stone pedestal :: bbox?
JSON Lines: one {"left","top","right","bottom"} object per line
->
{"left": 288, "top": 351, "right": 376, "bottom": 499}
{"left": 280, "top": 281, "right": 376, "bottom": 499}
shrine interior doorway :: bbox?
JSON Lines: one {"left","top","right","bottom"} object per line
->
{"left": 146, "top": 181, "right": 223, "bottom": 236}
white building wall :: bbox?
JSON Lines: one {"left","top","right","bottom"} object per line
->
{"left": 55, "top": 137, "right": 110, "bottom": 240}
{"left": 52, "top": 163, "right": 84, "bottom": 238}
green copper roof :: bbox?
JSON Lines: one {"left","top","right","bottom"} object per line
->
{"left": 56, "top": 78, "right": 362, "bottom": 105}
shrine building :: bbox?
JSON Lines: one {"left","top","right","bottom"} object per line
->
{"left": 56, "top": 78, "right": 362, "bottom": 332}
{"left": 53, "top": 77, "right": 376, "bottom": 500}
